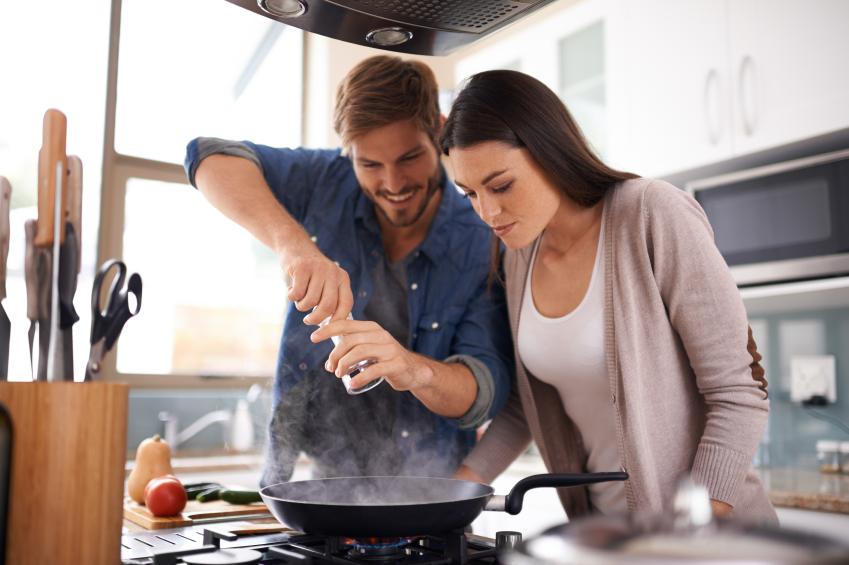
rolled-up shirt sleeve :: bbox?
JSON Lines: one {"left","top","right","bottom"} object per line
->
{"left": 444, "top": 354, "right": 495, "bottom": 430}
{"left": 184, "top": 137, "right": 340, "bottom": 225}
{"left": 444, "top": 271, "right": 514, "bottom": 431}
{"left": 184, "top": 137, "right": 263, "bottom": 188}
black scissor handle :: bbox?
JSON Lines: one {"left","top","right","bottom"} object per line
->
{"left": 91, "top": 259, "right": 125, "bottom": 319}
{"left": 90, "top": 259, "right": 143, "bottom": 349}
{"left": 103, "top": 272, "right": 142, "bottom": 351}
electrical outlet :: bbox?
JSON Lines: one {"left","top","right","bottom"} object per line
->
{"left": 790, "top": 355, "right": 837, "bottom": 403}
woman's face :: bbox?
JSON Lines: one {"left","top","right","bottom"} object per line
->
{"left": 448, "top": 141, "right": 562, "bottom": 249}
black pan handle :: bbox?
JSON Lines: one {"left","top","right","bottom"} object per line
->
{"left": 488, "top": 472, "right": 628, "bottom": 515}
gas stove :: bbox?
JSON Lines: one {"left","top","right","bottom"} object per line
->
{"left": 122, "top": 523, "right": 521, "bottom": 565}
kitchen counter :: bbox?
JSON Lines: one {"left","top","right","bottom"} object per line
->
{"left": 759, "top": 468, "right": 849, "bottom": 514}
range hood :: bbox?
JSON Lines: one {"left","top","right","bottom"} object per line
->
{"left": 225, "top": 0, "right": 559, "bottom": 56}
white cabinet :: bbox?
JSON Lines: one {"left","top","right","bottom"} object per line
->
{"left": 617, "top": 0, "right": 733, "bottom": 176}
{"left": 619, "top": 0, "right": 849, "bottom": 177}
{"left": 452, "top": 1, "right": 849, "bottom": 179}
{"left": 727, "top": 0, "right": 849, "bottom": 156}
{"left": 453, "top": 0, "right": 632, "bottom": 170}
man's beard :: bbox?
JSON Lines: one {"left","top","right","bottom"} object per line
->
{"left": 372, "top": 173, "right": 441, "bottom": 228}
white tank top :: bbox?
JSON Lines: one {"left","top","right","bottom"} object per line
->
{"left": 517, "top": 220, "right": 627, "bottom": 515}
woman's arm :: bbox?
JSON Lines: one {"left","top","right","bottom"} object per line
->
{"left": 457, "top": 385, "right": 533, "bottom": 483}
{"left": 644, "top": 181, "right": 769, "bottom": 509}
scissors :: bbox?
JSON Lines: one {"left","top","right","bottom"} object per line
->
{"left": 84, "top": 259, "right": 143, "bottom": 381}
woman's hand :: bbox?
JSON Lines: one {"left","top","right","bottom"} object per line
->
{"left": 710, "top": 499, "right": 733, "bottom": 518}
{"left": 454, "top": 465, "right": 485, "bottom": 483}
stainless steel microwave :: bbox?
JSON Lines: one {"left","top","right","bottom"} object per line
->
{"left": 686, "top": 148, "right": 849, "bottom": 287}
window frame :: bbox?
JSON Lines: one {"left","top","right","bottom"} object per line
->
{"left": 99, "top": 0, "right": 304, "bottom": 388}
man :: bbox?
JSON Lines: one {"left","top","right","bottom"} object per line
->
{"left": 184, "top": 55, "right": 512, "bottom": 485}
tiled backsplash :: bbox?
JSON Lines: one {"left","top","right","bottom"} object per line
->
{"left": 750, "top": 306, "right": 849, "bottom": 469}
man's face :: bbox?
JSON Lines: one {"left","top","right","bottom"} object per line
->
{"left": 349, "top": 119, "right": 441, "bottom": 229}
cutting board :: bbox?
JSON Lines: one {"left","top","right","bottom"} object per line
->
{"left": 124, "top": 498, "right": 272, "bottom": 530}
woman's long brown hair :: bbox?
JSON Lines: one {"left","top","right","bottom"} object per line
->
{"left": 441, "top": 70, "right": 637, "bottom": 281}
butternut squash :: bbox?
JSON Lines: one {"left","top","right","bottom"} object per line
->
{"left": 127, "top": 434, "right": 174, "bottom": 504}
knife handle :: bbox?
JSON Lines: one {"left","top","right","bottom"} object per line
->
{"left": 35, "top": 109, "right": 68, "bottom": 248}
{"left": 24, "top": 220, "right": 43, "bottom": 320}
{"left": 67, "top": 156, "right": 83, "bottom": 274}
{"left": 0, "top": 176, "right": 10, "bottom": 301}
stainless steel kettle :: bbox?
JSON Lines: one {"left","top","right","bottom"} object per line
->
{"left": 506, "top": 479, "right": 849, "bottom": 565}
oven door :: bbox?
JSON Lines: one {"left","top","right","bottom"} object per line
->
{"left": 688, "top": 149, "right": 849, "bottom": 286}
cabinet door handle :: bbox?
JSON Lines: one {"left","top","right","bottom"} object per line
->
{"left": 739, "top": 55, "right": 757, "bottom": 136}
{"left": 703, "top": 68, "right": 721, "bottom": 146}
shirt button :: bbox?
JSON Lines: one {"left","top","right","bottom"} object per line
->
{"left": 359, "top": 290, "right": 367, "bottom": 298}
{"left": 401, "top": 430, "right": 410, "bottom": 438}
{"left": 431, "top": 322, "right": 439, "bottom": 330}
{"left": 414, "top": 251, "right": 420, "bottom": 258}
{"left": 298, "top": 362, "right": 308, "bottom": 371}
{"left": 412, "top": 332, "right": 418, "bottom": 339}
{"left": 612, "top": 394, "right": 616, "bottom": 404}
{"left": 410, "top": 283, "right": 418, "bottom": 291}
{"left": 310, "top": 235, "right": 317, "bottom": 242}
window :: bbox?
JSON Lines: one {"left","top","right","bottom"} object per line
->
{"left": 118, "top": 179, "right": 284, "bottom": 376}
{"left": 115, "top": 0, "right": 303, "bottom": 164}
{"left": 104, "top": 0, "right": 304, "bottom": 383}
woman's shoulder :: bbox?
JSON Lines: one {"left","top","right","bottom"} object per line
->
{"left": 610, "top": 177, "right": 700, "bottom": 219}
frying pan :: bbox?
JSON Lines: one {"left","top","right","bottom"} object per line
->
{"left": 260, "top": 472, "right": 628, "bottom": 537}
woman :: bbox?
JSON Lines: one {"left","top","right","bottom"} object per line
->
{"left": 441, "top": 70, "right": 776, "bottom": 523}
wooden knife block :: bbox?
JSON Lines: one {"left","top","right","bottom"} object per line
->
{"left": 0, "top": 382, "right": 128, "bottom": 565}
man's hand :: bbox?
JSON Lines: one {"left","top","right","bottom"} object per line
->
{"left": 310, "top": 319, "right": 434, "bottom": 391}
{"left": 283, "top": 247, "right": 354, "bottom": 325}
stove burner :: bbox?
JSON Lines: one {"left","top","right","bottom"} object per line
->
{"left": 181, "top": 548, "right": 263, "bottom": 565}
{"left": 343, "top": 537, "right": 417, "bottom": 560}
{"left": 126, "top": 527, "right": 508, "bottom": 564}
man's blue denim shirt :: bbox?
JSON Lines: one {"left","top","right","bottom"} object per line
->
{"left": 185, "top": 140, "right": 513, "bottom": 472}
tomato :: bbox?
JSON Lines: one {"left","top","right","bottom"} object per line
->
{"left": 143, "top": 474, "right": 180, "bottom": 501}
{"left": 144, "top": 476, "right": 187, "bottom": 517}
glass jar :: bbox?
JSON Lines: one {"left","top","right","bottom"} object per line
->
{"left": 816, "top": 440, "right": 841, "bottom": 473}
{"left": 840, "top": 441, "right": 849, "bottom": 475}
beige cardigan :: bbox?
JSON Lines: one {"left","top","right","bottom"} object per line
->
{"left": 464, "top": 178, "right": 777, "bottom": 524}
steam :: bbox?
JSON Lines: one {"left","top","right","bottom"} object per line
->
{"left": 263, "top": 476, "right": 491, "bottom": 506}
{"left": 260, "top": 357, "right": 471, "bottom": 494}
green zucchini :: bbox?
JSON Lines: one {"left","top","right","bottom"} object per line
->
{"left": 219, "top": 488, "right": 262, "bottom": 504}
{"left": 184, "top": 481, "right": 220, "bottom": 490}
{"left": 195, "top": 487, "right": 222, "bottom": 502}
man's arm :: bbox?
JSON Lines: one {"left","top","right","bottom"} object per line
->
{"left": 311, "top": 319, "right": 477, "bottom": 418}
{"left": 387, "top": 351, "right": 478, "bottom": 418}
{"left": 310, "top": 246, "right": 513, "bottom": 422}
{"left": 195, "top": 154, "right": 310, "bottom": 263}
{"left": 193, "top": 152, "right": 353, "bottom": 323}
